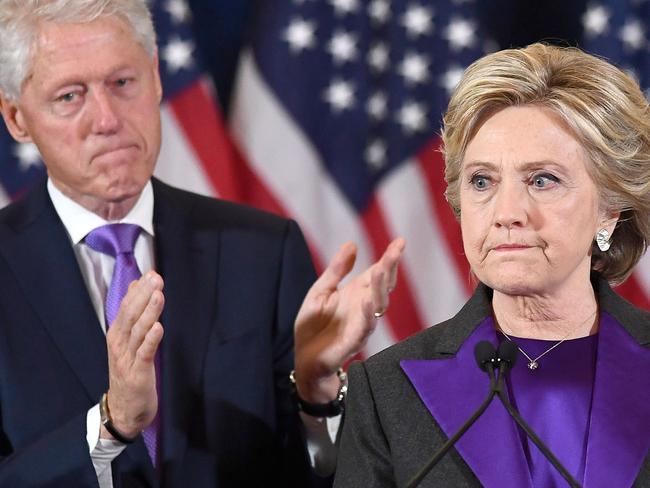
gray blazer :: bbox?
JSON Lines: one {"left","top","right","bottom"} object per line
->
{"left": 334, "top": 278, "right": 650, "bottom": 487}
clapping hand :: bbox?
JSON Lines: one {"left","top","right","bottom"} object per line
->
{"left": 294, "top": 238, "right": 405, "bottom": 403}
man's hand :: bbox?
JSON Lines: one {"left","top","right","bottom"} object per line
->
{"left": 294, "top": 238, "right": 405, "bottom": 404}
{"left": 101, "top": 271, "right": 164, "bottom": 440}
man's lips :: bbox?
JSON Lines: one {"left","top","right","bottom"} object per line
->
{"left": 92, "top": 145, "right": 138, "bottom": 161}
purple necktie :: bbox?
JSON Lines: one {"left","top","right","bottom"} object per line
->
{"left": 85, "top": 223, "right": 158, "bottom": 465}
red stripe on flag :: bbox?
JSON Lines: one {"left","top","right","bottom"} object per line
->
{"left": 361, "top": 196, "right": 427, "bottom": 341}
{"left": 614, "top": 273, "right": 650, "bottom": 311}
{"left": 169, "top": 81, "right": 325, "bottom": 271}
{"left": 168, "top": 82, "right": 279, "bottom": 211}
{"left": 417, "top": 139, "right": 474, "bottom": 296}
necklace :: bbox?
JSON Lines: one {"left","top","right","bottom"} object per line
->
{"left": 498, "top": 310, "right": 598, "bottom": 371}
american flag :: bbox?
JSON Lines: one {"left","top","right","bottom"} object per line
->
{"left": 581, "top": 1, "right": 650, "bottom": 310}
{"left": 231, "top": 0, "right": 490, "bottom": 356}
{"left": 3, "top": 0, "right": 650, "bottom": 357}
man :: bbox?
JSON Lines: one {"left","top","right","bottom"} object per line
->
{"left": 0, "top": 1, "right": 403, "bottom": 486}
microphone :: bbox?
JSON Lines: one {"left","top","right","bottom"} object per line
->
{"left": 405, "top": 341, "right": 499, "bottom": 488}
{"left": 493, "top": 341, "right": 582, "bottom": 488}
{"left": 406, "top": 340, "right": 583, "bottom": 488}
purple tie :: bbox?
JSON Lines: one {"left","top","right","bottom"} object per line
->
{"left": 85, "top": 223, "right": 158, "bottom": 465}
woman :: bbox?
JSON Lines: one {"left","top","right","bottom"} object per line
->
{"left": 333, "top": 43, "right": 650, "bottom": 488}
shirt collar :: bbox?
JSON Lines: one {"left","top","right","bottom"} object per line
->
{"left": 47, "top": 179, "right": 155, "bottom": 244}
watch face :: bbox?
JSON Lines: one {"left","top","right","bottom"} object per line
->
{"left": 100, "top": 393, "right": 110, "bottom": 423}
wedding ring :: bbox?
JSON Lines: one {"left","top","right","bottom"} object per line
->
{"left": 373, "top": 309, "right": 386, "bottom": 319}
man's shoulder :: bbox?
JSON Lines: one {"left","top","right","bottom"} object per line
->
{"left": 0, "top": 179, "right": 48, "bottom": 231}
{"left": 153, "top": 178, "right": 293, "bottom": 233}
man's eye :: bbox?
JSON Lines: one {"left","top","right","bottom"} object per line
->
{"left": 57, "top": 92, "right": 76, "bottom": 103}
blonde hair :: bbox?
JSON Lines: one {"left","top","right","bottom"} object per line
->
{"left": 441, "top": 43, "right": 650, "bottom": 284}
{"left": 0, "top": 0, "right": 156, "bottom": 101}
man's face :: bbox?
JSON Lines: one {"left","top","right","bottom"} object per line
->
{"left": 0, "top": 16, "right": 162, "bottom": 215}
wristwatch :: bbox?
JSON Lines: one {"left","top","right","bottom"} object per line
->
{"left": 289, "top": 368, "right": 347, "bottom": 417}
{"left": 99, "top": 392, "right": 138, "bottom": 444}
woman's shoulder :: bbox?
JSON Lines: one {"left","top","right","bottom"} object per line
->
{"left": 361, "top": 317, "right": 458, "bottom": 373}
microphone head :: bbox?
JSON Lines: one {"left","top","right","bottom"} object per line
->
{"left": 497, "top": 340, "right": 519, "bottom": 372}
{"left": 474, "top": 341, "right": 497, "bottom": 372}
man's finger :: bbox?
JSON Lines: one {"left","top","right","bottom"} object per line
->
{"left": 111, "top": 272, "right": 163, "bottom": 340}
{"left": 135, "top": 321, "right": 164, "bottom": 365}
{"left": 127, "top": 289, "right": 165, "bottom": 357}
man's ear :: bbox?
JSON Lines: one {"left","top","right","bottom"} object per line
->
{"left": 151, "top": 50, "right": 163, "bottom": 103}
{"left": 0, "top": 92, "right": 32, "bottom": 143}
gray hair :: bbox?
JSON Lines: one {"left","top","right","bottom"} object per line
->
{"left": 0, "top": 0, "right": 156, "bottom": 100}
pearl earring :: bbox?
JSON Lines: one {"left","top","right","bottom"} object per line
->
{"left": 596, "top": 229, "right": 611, "bottom": 252}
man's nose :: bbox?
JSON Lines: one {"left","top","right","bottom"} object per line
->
{"left": 87, "top": 88, "right": 122, "bottom": 134}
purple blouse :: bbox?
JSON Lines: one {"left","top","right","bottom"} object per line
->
{"left": 502, "top": 333, "right": 599, "bottom": 487}
{"left": 401, "top": 311, "right": 650, "bottom": 488}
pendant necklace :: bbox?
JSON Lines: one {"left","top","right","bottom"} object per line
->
{"left": 499, "top": 310, "right": 597, "bottom": 371}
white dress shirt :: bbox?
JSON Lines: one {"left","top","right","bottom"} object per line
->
{"left": 48, "top": 180, "right": 155, "bottom": 485}
{"left": 46, "top": 179, "right": 339, "bottom": 486}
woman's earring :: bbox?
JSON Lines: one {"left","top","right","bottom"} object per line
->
{"left": 596, "top": 229, "right": 611, "bottom": 252}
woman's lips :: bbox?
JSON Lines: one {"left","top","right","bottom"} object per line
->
{"left": 492, "top": 244, "right": 532, "bottom": 251}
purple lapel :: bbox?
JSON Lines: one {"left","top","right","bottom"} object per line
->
{"left": 583, "top": 312, "right": 650, "bottom": 487}
{"left": 401, "top": 318, "right": 533, "bottom": 488}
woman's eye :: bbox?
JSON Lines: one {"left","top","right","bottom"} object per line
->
{"left": 470, "top": 174, "right": 490, "bottom": 190}
{"left": 531, "top": 173, "right": 559, "bottom": 188}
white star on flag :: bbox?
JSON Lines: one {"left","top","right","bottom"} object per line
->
{"left": 284, "top": 18, "right": 317, "bottom": 53}
{"left": 324, "top": 79, "right": 356, "bottom": 112}
{"left": 443, "top": 17, "right": 476, "bottom": 51}
{"left": 164, "top": 0, "right": 191, "bottom": 24}
{"left": 582, "top": 4, "right": 610, "bottom": 38}
{"left": 330, "top": 0, "right": 359, "bottom": 16}
{"left": 368, "top": 0, "right": 391, "bottom": 25}
{"left": 396, "top": 100, "right": 427, "bottom": 133}
{"left": 619, "top": 18, "right": 646, "bottom": 50}
{"left": 367, "top": 92, "right": 388, "bottom": 120}
{"left": 13, "top": 142, "right": 42, "bottom": 171}
{"left": 440, "top": 65, "right": 465, "bottom": 95}
{"left": 366, "top": 139, "right": 387, "bottom": 170}
{"left": 368, "top": 43, "right": 390, "bottom": 72}
{"left": 401, "top": 4, "right": 434, "bottom": 38}
{"left": 399, "top": 52, "right": 430, "bottom": 85}
{"left": 328, "top": 31, "right": 358, "bottom": 64}
{"left": 162, "top": 36, "right": 194, "bottom": 72}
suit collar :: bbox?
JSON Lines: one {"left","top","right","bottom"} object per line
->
{"left": 583, "top": 311, "right": 650, "bottom": 487}
{"left": 401, "top": 278, "right": 650, "bottom": 487}
{"left": 0, "top": 181, "right": 108, "bottom": 404}
{"left": 401, "top": 318, "right": 533, "bottom": 488}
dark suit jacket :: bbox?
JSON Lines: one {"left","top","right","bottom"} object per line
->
{"left": 0, "top": 178, "right": 319, "bottom": 487}
{"left": 334, "top": 278, "right": 650, "bottom": 488}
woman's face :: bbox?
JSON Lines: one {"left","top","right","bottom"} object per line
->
{"left": 459, "top": 105, "right": 613, "bottom": 297}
